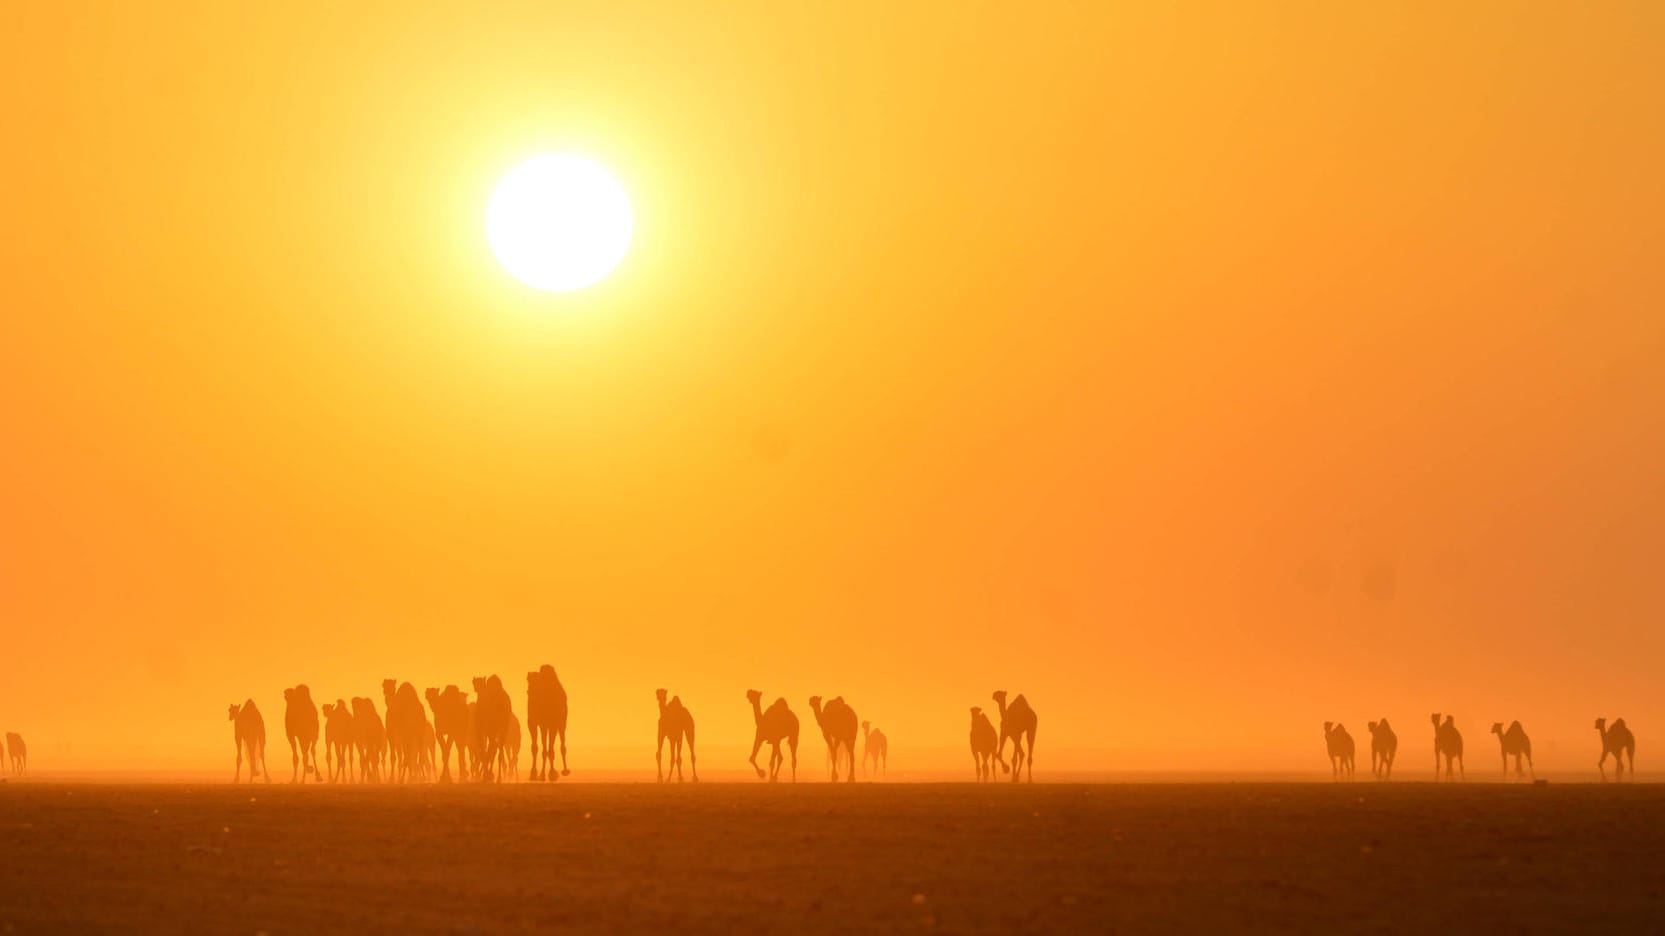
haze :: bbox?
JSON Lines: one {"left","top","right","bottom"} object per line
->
{"left": 2, "top": 3, "right": 1661, "bottom": 775}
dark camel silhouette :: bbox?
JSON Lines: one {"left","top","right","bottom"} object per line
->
{"left": 5, "top": 732, "right": 26, "bottom": 777}
{"left": 992, "top": 690, "right": 1037, "bottom": 783}
{"left": 1323, "top": 722, "right": 1356, "bottom": 780}
{"left": 425, "top": 685, "right": 470, "bottom": 782}
{"left": 862, "top": 721, "right": 888, "bottom": 778}
{"left": 228, "top": 700, "right": 268, "bottom": 784}
{"left": 1491, "top": 721, "right": 1534, "bottom": 781}
{"left": 1596, "top": 717, "right": 1636, "bottom": 782}
{"left": 1366, "top": 719, "right": 1398, "bottom": 779}
{"left": 970, "top": 707, "right": 998, "bottom": 782}
{"left": 283, "top": 685, "right": 320, "bottom": 783}
{"left": 321, "top": 700, "right": 355, "bottom": 782}
{"left": 502, "top": 711, "right": 522, "bottom": 781}
{"left": 808, "top": 695, "right": 858, "bottom": 782}
{"left": 381, "top": 680, "right": 428, "bottom": 783}
{"left": 525, "top": 665, "right": 570, "bottom": 781}
{"left": 747, "top": 689, "right": 799, "bottom": 782}
{"left": 420, "top": 719, "right": 437, "bottom": 781}
{"left": 655, "top": 689, "right": 698, "bottom": 783}
{"left": 351, "top": 697, "right": 386, "bottom": 782}
{"left": 471, "top": 675, "right": 514, "bottom": 782}
{"left": 1431, "top": 713, "right": 1465, "bottom": 781}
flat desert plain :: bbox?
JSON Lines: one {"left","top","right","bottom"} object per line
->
{"left": 1, "top": 782, "right": 1662, "bottom": 933}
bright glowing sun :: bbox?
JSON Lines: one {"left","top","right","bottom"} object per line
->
{"left": 487, "top": 154, "right": 633, "bottom": 292}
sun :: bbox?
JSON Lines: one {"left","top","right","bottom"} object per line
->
{"left": 487, "top": 154, "right": 633, "bottom": 292}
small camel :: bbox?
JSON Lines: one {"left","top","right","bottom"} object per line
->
{"left": 970, "top": 707, "right": 998, "bottom": 782}
{"left": 1366, "top": 718, "right": 1398, "bottom": 780}
{"left": 862, "top": 721, "right": 888, "bottom": 778}
{"left": 228, "top": 700, "right": 268, "bottom": 784}
{"left": 425, "top": 686, "right": 470, "bottom": 782}
{"left": 1431, "top": 713, "right": 1465, "bottom": 781}
{"left": 526, "top": 665, "right": 571, "bottom": 781}
{"left": 655, "top": 689, "right": 698, "bottom": 783}
{"left": 321, "top": 700, "right": 355, "bottom": 782}
{"left": 1491, "top": 721, "right": 1534, "bottom": 781}
{"left": 808, "top": 696, "right": 859, "bottom": 783}
{"left": 747, "top": 689, "right": 799, "bottom": 782}
{"left": 993, "top": 690, "right": 1038, "bottom": 783}
{"left": 5, "top": 732, "right": 27, "bottom": 777}
{"left": 351, "top": 697, "right": 386, "bottom": 782}
{"left": 1323, "top": 722, "right": 1356, "bottom": 780}
{"left": 284, "top": 685, "right": 320, "bottom": 783}
{"left": 1596, "top": 717, "right": 1636, "bottom": 782}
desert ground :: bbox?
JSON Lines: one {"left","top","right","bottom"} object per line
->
{"left": 1, "top": 781, "right": 1662, "bottom": 934}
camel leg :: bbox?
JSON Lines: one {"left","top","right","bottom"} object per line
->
{"left": 656, "top": 728, "right": 666, "bottom": 783}
{"left": 1027, "top": 730, "right": 1036, "bottom": 783}
{"left": 290, "top": 737, "right": 300, "bottom": 783}
{"left": 235, "top": 742, "right": 244, "bottom": 784}
{"left": 558, "top": 729, "right": 570, "bottom": 777}
{"left": 750, "top": 734, "right": 768, "bottom": 779}
{"left": 687, "top": 725, "right": 698, "bottom": 782}
{"left": 1457, "top": 755, "right": 1464, "bottom": 781}
{"left": 259, "top": 743, "right": 270, "bottom": 784}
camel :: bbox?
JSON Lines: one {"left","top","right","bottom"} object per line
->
{"left": 747, "top": 689, "right": 799, "bottom": 782}
{"left": 283, "top": 685, "right": 320, "bottom": 783}
{"left": 808, "top": 696, "right": 859, "bottom": 782}
{"left": 380, "top": 680, "right": 428, "bottom": 783}
{"left": 992, "top": 690, "right": 1038, "bottom": 783}
{"left": 425, "top": 685, "right": 470, "bottom": 782}
{"left": 655, "top": 688, "right": 698, "bottom": 783}
{"left": 1431, "top": 713, "right": 1465, "bottom": 781}
{"left": 351, "top": 697, "right": 386, "bottom": 782}
{"left": 321, "top": 700, "right": 356, "bottom": 782}
{"left": 228, "top": 700, "right": 268, "bottom": 784}
{"left": 862, "top": 721, "right": 888, "bottom": 778}
{"left": 525, "top": 665, "right": 570, "bottom": 781}
{"left": 1491, "top": 721, "right": 1535, "bottom": 781}
{"left": 1596, "top": 717, "right": 1636, "bottom": 782}
{"left": 419, "top": 719, "right": 437, "bottom": 781}
{"left": 5, "top": 732, "right": 26, "bottom": 777}
{"left": 471, "top": 675, "right": 514, "bottom": 782}
{"left": 1366, "top": 719, "right": 1398, "bottom": 780}
{"left": 1323, "top": 722, "right": 1356, "bottom": 780}
{"left": 970, "top": 707, "right": 998, "bottom": 782}
{"left": 501, "top": 711, "right": 522, "bottom": 781}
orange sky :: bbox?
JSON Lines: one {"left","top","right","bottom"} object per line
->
{"left": 2, "top": 3, "right": 1662, "bottom": 775}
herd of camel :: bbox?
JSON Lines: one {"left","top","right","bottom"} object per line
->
{"left": 225, "top": 665, "right": 1044, "bottom": 784}
{"left": 1321, "top": 715, "right": 1639, "bottom": 782}
{"left": 0, "top": 732, "right": 26, "bottom": 776}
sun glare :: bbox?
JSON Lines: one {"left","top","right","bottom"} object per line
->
{"left": 487, "top": 154, "right": 633, "bottom": 292}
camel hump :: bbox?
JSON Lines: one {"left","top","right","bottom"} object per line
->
{"left": 1613, "top": 717, "right": 1627, "bottom": 729}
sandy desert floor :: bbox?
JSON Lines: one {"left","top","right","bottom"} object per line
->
{"left": 1, "top": 781, "right": 1661, "bottom": 934}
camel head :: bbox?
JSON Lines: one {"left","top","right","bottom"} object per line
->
{"left": 861, "top": 720, "right": 871, "bottom": 738}
{"left": 1491, "top": 722, "right": 1504, "bottom": 735}
{"left": 655, "top": 688, "right": 668, "bottom": 704}
{"left": 425, "top": 687, "right": 440, "bottom": 704}
{"left": 381, "top": 678, "right": 397, "bottom": 699}
{"left": 746, "top": 688, "right": 762, "bottom": 706}
{"left": 1430, "top": 712, "right": 1441, "bottom": 729}
{"left": 228, "top": 703, "right": 240, "bottom": 721}
{"left": 992, "top": 690, "right": 1008, "bottom": 709}
{"left": 1595, "top": 717, "right": 1607, "bottom": 732}
{"left": 970, "top": 706, "right": 982, "bottom": 720}
{"left": 322, "top": 703, "right": 334, "bottom": 717}
{"left": 1324, "top": 721, "right": 1334, "bottom": 734}
{"left": 1367, "top": 720, "right": 1378, "bottom": 734}
{"left": 472, "top": 676, "right": 487, "bottom": 695}
{"left": 284, "top": 688, "right": 294, "bottom": 702}
{"left": 808, "top": 695, "right": 824, "bottom": 717}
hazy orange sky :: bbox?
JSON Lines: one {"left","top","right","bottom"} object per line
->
{"left": 2, "top": 3, "right": 1662, "bottom": 774}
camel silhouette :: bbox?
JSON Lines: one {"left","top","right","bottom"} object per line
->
{"left": 992, "top": 690, "right": 1038, "bottom": 783}
{"left": 350, "top": 697, "right": 387, "bottom": 782}
{"left": 227, "top": 700, "right": 268, "bottom": 784}
{"left": 502, "top": 710, "right": 522, "bottom": 781}
{"left": 283, "top": 685, "right": 320, "bottom": 783}
{"left": 321, "top": 700, "right": 355, "bottom": 782}
{"left": 1431, "top": 713, "right": 1465, "bottom": 781}
{"left": 655, "top": 688, "right": 698, "bottom": 783}
{"left": 5, "top": 732, "right": 26, "bottom": 777}
{"left": 1596, "top": 717, "right": 1636, "bottom": 782}
{"left": 747, "top": 689, "right": 799, "bottom": 782}
{"left": 1491, "top": 721, "right": 1534, "bottom": 781}
{"left": 1323, "top": 722, "right": 1356, "bottom": 780}
{"left": 1366, "top": 719, "right": 1398, "bottom": 780}
{"left": 381, "top": 680, "right": 429, "bottom": 783}
{"left": 970, "top": 707, "right": 998, "bottom": 782}
{"left": 808, "top": 696, "right": 858, "bottom": 783}
{"left": 525, "top": 665, "right": 570, "bottom": 781}
{"left": 419, "top": 719, "right": 437, "bottom": 781}
{"left": 424, "top": 685, "right": 470, "bottom": 782}
{"left": 471, "top": 675, "right": 515, "bottom": 782}
{"left": 861, "top": 721, "right": 888, "bottom": 778}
